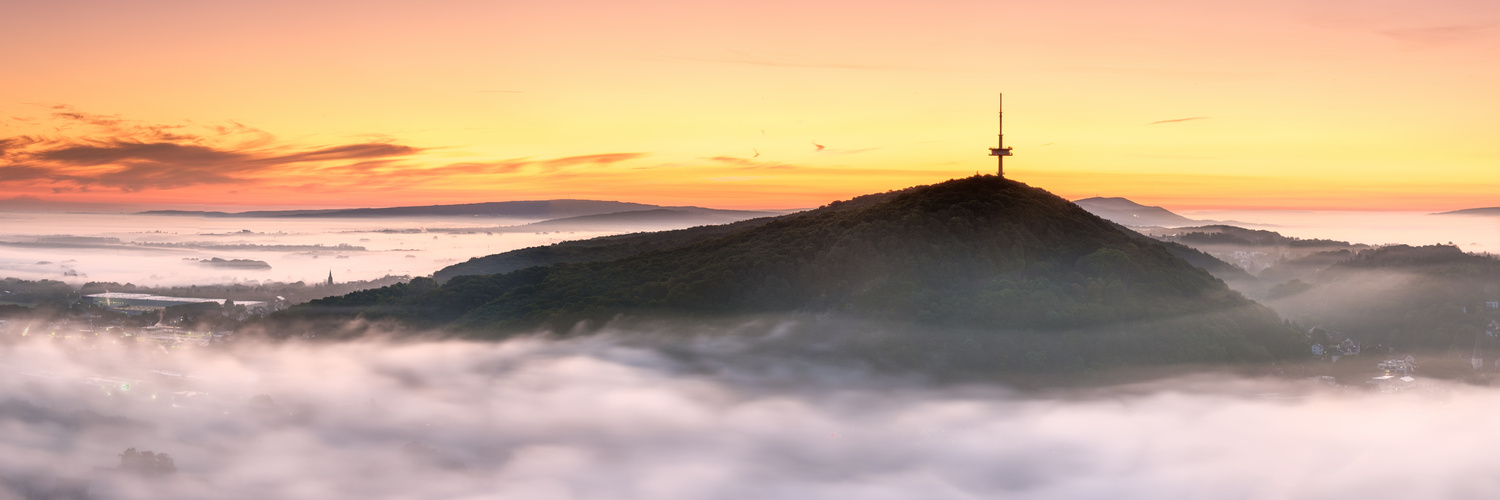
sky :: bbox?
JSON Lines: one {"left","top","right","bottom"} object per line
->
{"left": 1, "top": 0, "right": 1498, "bottom": 211}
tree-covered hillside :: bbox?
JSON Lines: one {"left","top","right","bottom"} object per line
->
{"left": 430, "top": 217, "right": 779, "bottom": 283}
{"left": 283, "top": 176, "right": 1303, "bottom": 366}
{"left": 429, "top": 187, "right": 909, "bottom": 282}
{"left": 1262, "top": 244, "right": 1500, "bottom": 350}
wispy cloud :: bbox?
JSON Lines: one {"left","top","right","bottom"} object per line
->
{"left": 1379, "top": 24, "right": 1493, "bottom": 46}
{"left": 539, "top": 153, "right": 646, "bottom": 169}
{"left": 312, "top": 153, "right": 649, "bottom": 189}
{"left": 6, "top": 138, "right": 420, "bottom": 192}
{"left": 0, "top": 107, "right": 647, "bottom": 194}
{"left": 703, "top": 156, "right": 797, "bottom": 170}
{"left": 822, "top": 147, "right": 877, "bottom": 155}
{"left": 0, "top": 165, "right": 53, "bottom": 182}
{"left": 674, "top": 49, "right": 921, "bottom": 71}
{"left": 1148, "top": 116, "right": 1210, "bottom": 125}
{"left": 1060, "top": 66, "right": 1265, "bottom": 80}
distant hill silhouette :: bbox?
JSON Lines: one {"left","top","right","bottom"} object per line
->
{"left": 521, "top": 208, "right": 781, "bottom": 230}
{"left": 139, "top": 200, "right": 770, "bottom": 220}
{"left": 1135, "top": 224, "right": 1367, "bottom": 294}
{"left": 1435, "top": 207, "right": 1500, "bottom": 216}
{"left": 1073, "top": 197, "right": 1200, "bottom": 227}
{"left": 283, "top": 176, "right": 1303, "bottom": 370}
{"left": 1170, "top": 225, "right": 1357, "bottom": 248}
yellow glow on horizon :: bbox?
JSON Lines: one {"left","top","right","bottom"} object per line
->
{"left": 1, "top": 0, "right": 1497, "bottom": 212}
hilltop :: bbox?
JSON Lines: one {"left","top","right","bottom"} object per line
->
{"left": 281, "top": 176, "right": 1304, "bottom": 371}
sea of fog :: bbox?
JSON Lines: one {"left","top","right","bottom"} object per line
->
{"left": 4, "top": 330, "right": 1500, "bottom": 500}
{"left": 0, "top": 212, "right": 621, "bottom": 287}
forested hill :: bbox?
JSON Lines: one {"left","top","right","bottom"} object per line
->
{"left": 1260, "top": 244, "right": 1500, "bottom": 351}
{"left": 431, "top": 216, "right": 780, "bottom": 283}
{"left": 430, "top": 187, "right": 909, "bottom": 282}
{"left": 284, "top": 175, "right": 1303, "bottom": 366}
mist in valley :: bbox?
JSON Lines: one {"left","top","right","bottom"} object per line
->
{"left": 1143, "top": 212, "right": 1500, "bottom": 359}
{"left": 6, "top": 327, "right": 1500, "bottom": 500}
{"left": 0, "top": 212, "right": 659, "bottom": 287}
{"left": 6, "top": 207, "right": 1500, "bottom": 499}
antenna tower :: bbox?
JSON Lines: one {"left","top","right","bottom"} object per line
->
{"left": 987, "top": 94, "right": 1013, "bottom": 177}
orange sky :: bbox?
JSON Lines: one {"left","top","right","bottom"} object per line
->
{"left": 2, "top": 0, "right": 1498, "bottom": 212}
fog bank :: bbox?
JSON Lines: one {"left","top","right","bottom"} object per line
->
{"left": 0, "top": 212, "right": 617, "bottom": 286}
{"left": 4, "top": 331, "right": 1499, "bottom": 499}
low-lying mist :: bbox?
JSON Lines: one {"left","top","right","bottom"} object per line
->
{"left": 4, "top": 323, "right": 1499, "bottom": 499}
{"left": 0, "top": 212, "right": 619, "bottom": 286}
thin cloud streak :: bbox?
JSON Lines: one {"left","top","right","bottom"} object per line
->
{"left": 665, "top": 49, "right": 937, "bottom": 72}
{"left": 539, "top": 153, "right": 647, "bottom": 170}
{"left": 1148, "top": 116, "right": 1210, "bottom": 125}
{"left": 1379, "top": 24, "right": 1494, "bottom": 46}
{"left": 698, "top": 156, "right": 942, "bottom": 178}
{"left": 703, "top": 156, "right": 797, "bottom": 170}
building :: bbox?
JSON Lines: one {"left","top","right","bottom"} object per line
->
{"left": 1376, "top": 357, "right": 1416, "bottom": 376}
{"left": 1371, "top": 375, "right": 1417, "bottom": 394}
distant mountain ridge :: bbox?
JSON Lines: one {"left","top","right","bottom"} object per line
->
{"left": 1072, "top": 197, "right": 1201, "bottom": 227}
{"left": 139, "top": 200, "right": 773, "bottom": 220}
{"left": 1435, "top": 207, "right": 1500, "bottom": 216}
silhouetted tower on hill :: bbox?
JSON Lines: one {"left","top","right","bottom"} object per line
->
{"left": 327, "top": 270, "right": 334, "bottom": 286}
{"left": 988, "top": 94, "right": 1014, "bottom": 177}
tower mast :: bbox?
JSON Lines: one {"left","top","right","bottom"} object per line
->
{"left": 988, "top": 93, "right": 1013, "bottom": 177}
